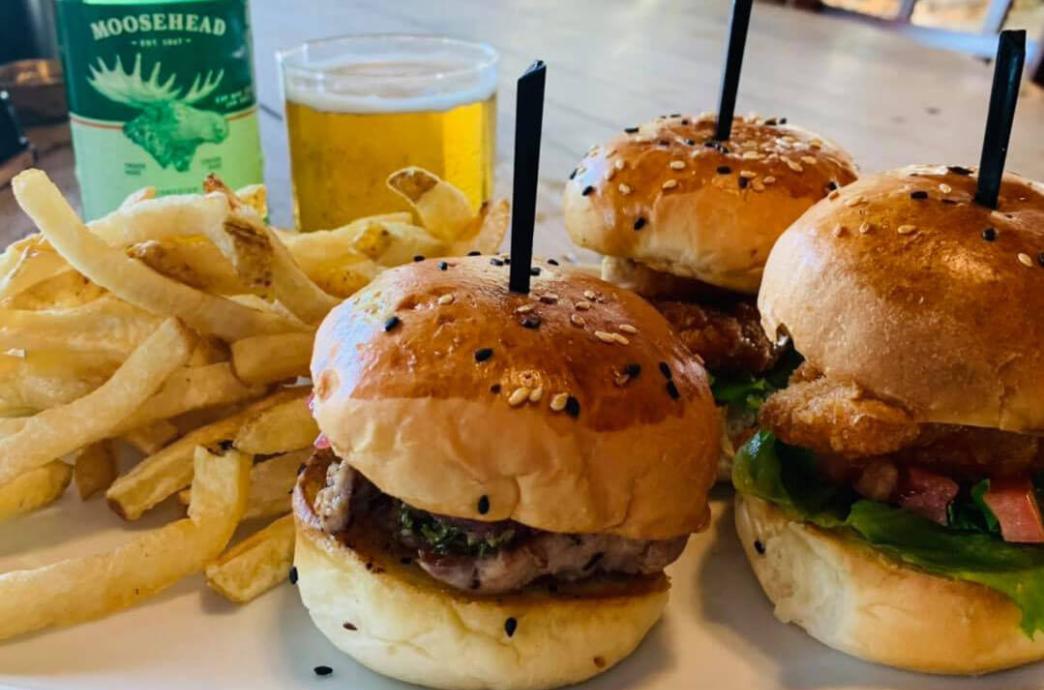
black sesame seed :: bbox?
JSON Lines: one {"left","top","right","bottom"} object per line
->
{"left": 503, "top": 256, "right": 511, "bottom": 264}
{"left": 383, "top": 316, "right": 401, "bottom": 332}
{"left": 217, "top": 439, "right": 234, "bottom": 451}
{"left": 826, "top": 180, "right": 839, "bottom": 191}
{"left": 490, "top": 257, "right": 504, "bottom": 266}
{"left": 624, "top": 126, "right": 639, "bottom": 134}
{"left": 948, "top": 165, "right": 972, "bottom": 176}
{"left": 633, "top": 217, "right": 647, "bottom": 231}
{"left": 581, "top": 185, "right": 594, "bottom": 196}
{"left": 666, "top": 381, "right": 680, "bottom": 400}
{"left": 685, "top": 138, "right": 696, "bottom": 145}
{"left": 779, "top": 117, "right": 788, "bottom": 124}
{"left": 520, "top": 315, "right": 541, "bottom": 329}
{"left": 624, "top": 363, "right": 641, "bottom": 378}
{"left": 478, "top": 495, "right": 490, "bottom": 515}
{"left": 738, "top": 176, "right": 749, "bottom": 189}
{"left": 438, "top": 261, "right": 449, "bottom": 271}
{"left": 754, "top": 539, "right": 766, "bottom": 555}
{"left": 658, "top": 139, "right": 670, "bottom": 147}
{"left": 982, "top": 227, "right": 998, "bottom": 242}
{"left": 565, "top": 396, "right": 581, "bottom": 418}
{"left": 412, "top": 255, "right": 425, "bottom": 262}
{"left": 490, "top": 383, "right": 502, "bottom": 394}
{"left": 910, "top": 190, "right": 928, "bottom": 200}
{"left": 569, "top": 168, "right": 578, "bottom": 180}
{"left": 764, "top": 118, "right": 778, "bottom": 126}
{"left": 289, "top": 566, "right": 298, "bottom": 585}
{"left": 658, "top": 361, "right": 673, "bottom": 379}
{"left": 467, "top": 250, "right": 481, "bottom": 256}
{"left": 530, "top": 266, "right": 541, "bottom": 276}
{"left": 716, "top": 165, "right": 732, "bottom": 175}
{"left": 504, "top": 617, "right": 518, "bottom": 637}
{"left": 669, "top": 112, "right": 681, "bottom": 118}
{"left": 681, "top": 119, "right": 691, "bottom": 126}
{"left": 342, "top": 622, "right": 357, "bottom": 631}
{"left": 1038, "top": 252, "right": 1044, "bottom": 267}
{"left": 547, "top": 258, "right": 559, "bottom": 266}
{"left": 314, "top": 666, "right": 333, "bottom": 677}
{"left": 474, "top": 347, "right": 494, "bottom": 363}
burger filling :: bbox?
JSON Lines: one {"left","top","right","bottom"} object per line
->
{"left": 734, "top": 365, "right": 1044, "bottom": 637}
{"left": 312, "top": 449, "right": 687, "bottom": 595}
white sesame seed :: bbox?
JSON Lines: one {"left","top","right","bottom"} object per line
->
{"left": 614, "top": 159, "right": 625, "bottom": 171}
{"left": 741, "top": 151, "right": 762, "bottom": 160}
{"left": 859, "top": 222, "right": 873, "bottom": 234}
{"left": 738, "top": 170, "right": 756, "bottom": 180}
{"left": 763, "top": 175, "right": 776, "bottom": 185}
{"left": 810, "top": 138, "right": 823, "bottom": 148}
{"left": 661, "top": 179, "right": 678, "bottom": 190}
{"left": 801, "top": 155, "right": 817, "bottom": 165}
{"left": 437, "top": 293, "right": 454, "bottom": 305}
{"left": 939, "top": 183, "right": 953, "bottom": 194}
{"left": 897, "top": 224, "right": 917, "bottom": 235}
{"left": 576, "top": 165, "right": 587, "bottom": 175}
{"left": 575, "top": 300, "right": 591, "bottom": 311}
{"left": 845, "top": 195, "right": 865, "bottom": 207}
{"left": 783, "top": 157, "right": 803, "bottom": 172}
{"left": 669, "top": 160, "right": 686, "bottom": 170}
{"left": 832, "top": 224, "right": 847, "bottom": 237}
{"left": 594, "top": 330, "right": 617, "bottom": 344}
{"left": 828, "top": 190, "right": 841, "bottom": 200}
{"left": 752, "top": 180, "right": 765, "bottom": 192}
{"left": 550, "top": 393, "right": 569, "bottom": 412}
{"left": 570, "top": 313, "right": 586, "bottom": 327}
{"left": 618, "top": 183, "right": 632, "bottom": 195}
{"left": 515, "top": 304, "right": 534, "bottom": 313}
{"left": 611, "top": 333, "right": 630, "bottom": 345}
{"left": 540, "top": 293, "right": 559, "bottom": 304}
{"left": 583, "top": 290, "right": 596, "bottom": 300}
{"left": 606, "top": 149, "right": 617, "bottom": 158}
{"left": 529, "top": 386, "right": 545, "bottom": 403}
{"left": 604, "top": 168, "right": 616, "bottom": 181}
{"left": 1018, "top": 252, "right": 1034, "bottom": 267}
{"left": 508, "top": 387, "right": 530, "bottom": 406}
{"left": 618, "top": 323, "right": 638, "bottom": 334}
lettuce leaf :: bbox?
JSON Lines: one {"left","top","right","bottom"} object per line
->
{"left": 711, "top": 349, "right": 803, "bottom": 416}
{"left": 733, "top": 431, "right": 1044, "bottom": 636}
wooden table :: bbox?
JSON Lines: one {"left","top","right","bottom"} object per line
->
{"left": 3, "top": 0, "right": 1044, "bottom": 259}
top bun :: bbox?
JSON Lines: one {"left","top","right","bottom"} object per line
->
{"left": 310, "top": 256, "right": 720, "bottom": 540}
{"left": 760, "top": 164, "right": 1044, "bottom": 432}
{"left": 563, "top": 114, "right": 858, "bottom": 294}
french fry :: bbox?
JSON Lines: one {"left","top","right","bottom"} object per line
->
{"left": 117, "top": 186, "right": 156, "bottom": 210}
{"left": 234, "top": 392, "right": 318, "bottom": 456}
{"left": 347, "top": 219, "right": 445, "bottom": 266}
{"left": 73, "top": 441, "right": 117, "bottom": 500}
{"left": 387, "top": 167, "right": 474, "bottom": 242}
{"left": 0, "top": 446, "right": 249, "bottom": 640}
{"left": 106, "top": 388, "right": 301, "bottom": 520}
{"left": 231, "top": 332, "right": 313, "bottom": 385}
{"left": 89, "top": 191, "right": 230, "bottom": 247}
{"left": 0, "top": 318, "right": 194, "bottom": 486}
{"left": 450, "top": 198, "right": 510, "bottom": 255}
{"left": 127, "top": 237, "right": 248, "bottom": 295}
{"left": 206, "top": 513, "right": 294, "bottom": 603}
{"left": 182, "top": 448, "right": 309, "bottom": 519}
{"left": 0, "top": 462, "right": 72, "bottom": 520}
{"left": 120, "top": 420, "right": 179, "bottom": 455}
{"left": 13, "top": 170, "right": 303, "bottom": 340}
{"left": 0, "top": 235, "right": 73, "bottom": 304}
{"left": 0, "top": 354, "right": 109, "bottom": 415}
{"left": 0, "top": 294, "right": 161, "bottom": 357}
{"left": 5, "top": 270, "right": 106, "bottom": 310}
{"left": 234, "top": 183, "right": 267, "bottom": 219}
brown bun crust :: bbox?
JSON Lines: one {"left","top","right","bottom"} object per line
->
{"left": 564, "top": 114, "right": 858, "bottom": 294}
{"left": 735, "top": 494, "right": 1044, "bottom": 674}
{"left": 310, "top": 256, "right": 720, "bottom": 539}
{"left": 759, "top": 165, "right": 1044, "bottom": 432}
{"left": 292, "top": 457, "right": 669, "bottom": 690}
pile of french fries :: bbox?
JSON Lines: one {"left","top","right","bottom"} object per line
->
{"left": 0, "top": 167, "right": 508, "bottom": 637}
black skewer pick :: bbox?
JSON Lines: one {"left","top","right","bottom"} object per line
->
{"left": 509, "top": 60, "right": 546, "bottom": 294}
{"left": 715, "top": 0, "right": 753, "bottom": 141}
{"left": 975, "top": 29, "right": 1026, "bottom": 209}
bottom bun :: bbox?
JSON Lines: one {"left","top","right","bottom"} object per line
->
{"left": 293, "top": 510, "right": 670, "bottom": 690}
{"left": 735, "top": 493, "right": 1044, "bottom": 675}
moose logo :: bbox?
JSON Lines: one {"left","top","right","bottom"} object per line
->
{"left": 88, "top": 54, "right": 228, "bottom": 171}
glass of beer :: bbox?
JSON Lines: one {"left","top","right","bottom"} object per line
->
{"left": 279, "top": 34, "right": 498, "bottom": 231}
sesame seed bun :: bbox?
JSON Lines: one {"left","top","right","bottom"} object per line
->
{"left": 563, "top": 115, "right": 858, "bottom": 294}
{"left": 735, "top": 493, "right": 1044, "bottom": 674}
{"left": 759, "top": 164, "right": 1044, "bottom": 432}
{"left": 292, "top": 453, "right": 670, "bottom": 690}
{"left": 309, "top": 255, "right": 720, "bottom": 540}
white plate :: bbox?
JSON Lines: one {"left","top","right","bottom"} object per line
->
{"left": 0, "top": 486, "right": 1038, "bottom": 690}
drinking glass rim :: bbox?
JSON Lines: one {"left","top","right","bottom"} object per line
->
{"left": 277, "top": 33, "right": 499, "bottom": 83}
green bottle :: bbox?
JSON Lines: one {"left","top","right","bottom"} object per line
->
{"left": 55, "top": 0, "right": 263, "bottom": 219}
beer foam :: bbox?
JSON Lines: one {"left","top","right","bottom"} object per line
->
{"left": 283, "top": 55, "right": 497, "bottom": 114}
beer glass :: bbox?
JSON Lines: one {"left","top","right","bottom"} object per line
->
{"left": 279, "top": 34, "right": 498, "bottom": 231}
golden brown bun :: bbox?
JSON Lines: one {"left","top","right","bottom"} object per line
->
{"left": 292, "top": 459, "right": 669, "bottom": 690}
{"left": 759, "top": 164, "right": 1044, "bottom": 433}
{"left": 310, "top": 256, "right": 720, "bottom": 540}
{"left": 735, "top": 494, "right": 1044, "bottom": 674}
{"left": 564, "top": 114, "right": 858, "bottom": 294}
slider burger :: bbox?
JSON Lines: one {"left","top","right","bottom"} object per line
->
{"left": 563, "top": 114, "right": 857, "bottom": 477}
{"left": 734, "top": 165, "right": 1044, "bottom": 674}
{"left": 294, "top": 255, "right": 720, "bottom": 689}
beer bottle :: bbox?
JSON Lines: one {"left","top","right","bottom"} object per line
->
{"left": 54, "top": 0, "right": 263, "bottom": 219}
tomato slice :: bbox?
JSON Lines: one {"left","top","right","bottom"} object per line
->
{"left": 983, "top": 478, "right": 1044, "bottom": 544}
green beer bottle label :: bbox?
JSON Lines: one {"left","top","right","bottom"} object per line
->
{"left": 55, "top": 0, "right": 263, "bottom": 219}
